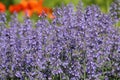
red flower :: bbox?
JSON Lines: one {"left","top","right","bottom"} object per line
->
{"left": 0, "top": 2, "right": 6, "bottom": 12}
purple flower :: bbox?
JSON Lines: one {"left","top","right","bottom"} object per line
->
{"left": 0, "top": 1, "right": 120, "bottom": 79}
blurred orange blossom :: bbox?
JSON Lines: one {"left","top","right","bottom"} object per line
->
{"left": 9, "top": 0, "right": 54, "bottom": 19}
{"left": 0, "top": 2, "right": 6, "bottom": 12}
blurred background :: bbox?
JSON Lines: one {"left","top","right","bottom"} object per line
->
{"left": 0, "top": 0, "right": 114, "bottom": 11}
{"left": 0, "top": 0, "right": 115, "bottom": 19}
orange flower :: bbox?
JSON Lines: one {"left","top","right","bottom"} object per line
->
{"left": 9, "top": 0, "right": 54, "bottom": 19}
{"left": 47, "top": 12, "right": 55, "bottom": 19}
{"left": 0, "top": 2, "right": 6, "bottom": 12}
{"left": 43, "top": 7, "right": 54, "bottom": 19}
{"left": 38, "top": 0, "right": 44, "bottom": 6}
{"left": 27, "top": 1, "right": 39, "bottom": 9}
{"left": 35, "top": 6, "right": 44, "bottom": 15}
{"left": 24, "top": 9, "right": 33, "bottom": 17}
{"left": 20, "top": 0, "right": 28, "bottom": 10}
{"left": 9, "top": 4, "right": 22, "bottom": 13}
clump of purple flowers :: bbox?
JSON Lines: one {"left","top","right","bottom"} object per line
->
{"left": 0, "top": 2, "right": 120, "bottom": 80}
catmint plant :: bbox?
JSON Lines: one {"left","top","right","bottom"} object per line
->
{"left": 0, "top": 2, "right": 120, "bottom": 80}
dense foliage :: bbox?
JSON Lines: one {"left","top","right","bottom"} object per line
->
{"left": 0, "top": 2, "right": 120, "bottom": 80}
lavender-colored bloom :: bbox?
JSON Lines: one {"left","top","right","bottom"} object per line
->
{"left": 0, "top": 1, "right": 120, "bottom": 80}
